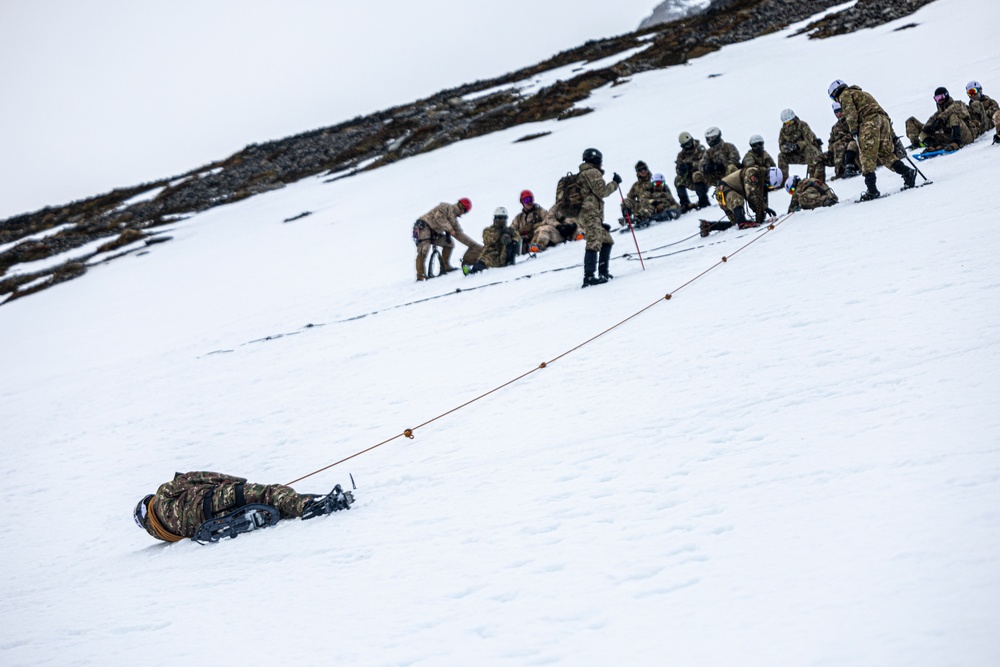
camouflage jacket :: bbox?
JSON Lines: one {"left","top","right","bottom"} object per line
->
{"left": 418, "top": 202, "right": 479, "bottom": 249}
{"left": 511, "top": 203, "right": 549, "bottom": 240}
{"left": 625, "top": 173, "right": 653, "bottom": 211}
{"left": 699, "top": 140, "right": 741, "bottom": 177}
{"left": 828, "top": 117, "right": 853, "bottom": 151}
{"left": 577, "top": 162, "right": 618, "bottom": 224}
{"left": 839, "top": 86, "right": 889, "bottom": 134}
{"left": 926, "top": 98, "right": 974, "bottom": 133}
{"left": 480, "top": 222, "right": 519, "bottom": 268}
{"left": 742, "top": 148, "right": 776, "bottom": 169}
{"left": 788, "top": 178, "right": 839, "bottom": 212}
{"left": 968, "top": 94, "right": 999, "bottom": 135}
{"left": 778, "top": 118, "right": 821, "bottom": 155}
{"left": 675, "top": 140, "right": 707, "bottom": 179}
{"left": 144, "top": 471, "right": 246, "bottom": 540}
{"left": 720, "top": 167, "right": 769, "bottom": 223}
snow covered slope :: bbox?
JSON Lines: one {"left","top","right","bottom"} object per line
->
{"left": 1, "top": 1, "right": 999, "bottom": 665}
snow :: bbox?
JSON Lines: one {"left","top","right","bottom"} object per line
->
{"left": 2, "top": 1, "right": 999, "bottom": 665}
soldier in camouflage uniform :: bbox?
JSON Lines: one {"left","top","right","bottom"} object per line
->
{"left": 742, "top": 135, "right": 776, "bottom": 170}
{"left": 414, "top": 198, "right": 483, "bottom": 281}
{"left": 785, "top": 175, "right": 839, "bottom": 213}
{"left": 966, "top": 81, "right": 999, "bottom": 137}
{"left": 465, "top": 207, "right": 519, "bottom": 274}
{"left": 510, "top": 190, "right": 549, "bottom": 255}
{"left": 133, "top": 471, "right": 351, "bottom": 542}
{"left": 674, "top": 131, "right": 710, "bottom": 211}
{"left": 830, "top": 79, "right": 916, "bottom": 201}
{"left": 777, "top": 109, "right": 825, "bottom": 182}
{"left": 622, "top": 162, "right": 681, "bottom": 226}
{"left": 698, "top": 126, "right": 741, "bottom": 188}
{"left": 527, "top": 215, "right": 580, "bottom": 253}
{"left": 994, "top": 110, "right": 1000, "bottom": 144}
{"left": 825, "top": 102, "right": 861, "bottom": 179}
{"left": 577, "top": 148, "right": 620, "bottom": 287}
{"left": 700, "top": 166, "right": 780, "bottom": 237}
{"left": 904, "top": 86, "right": 975, "bottom": 150}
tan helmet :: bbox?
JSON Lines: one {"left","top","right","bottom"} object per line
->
{"left": 678, "top": 131, "right": 693, "bottom": 146}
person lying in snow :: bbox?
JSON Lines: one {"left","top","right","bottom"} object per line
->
{"left": 133, "top": 471, "right": 352, "bottom": 542}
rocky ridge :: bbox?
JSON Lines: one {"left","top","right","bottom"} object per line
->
{"left": 0, "top": 0, "right": 935, "bottom": 304}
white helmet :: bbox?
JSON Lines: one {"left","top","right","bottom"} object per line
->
{"left": 749, "top": 134, "right": 764, "bottom": 147}
{"left": 828, "top": 79, "right": 847, "bottom": 99}
{"left": 678, "top": 131, "right": 693, "bottom": 145}
{"left": 493, "top": 206, "right": 508, "bottom": 218}
{"left": 780, "top": 108, "right": 796, "bottom": 123}
{"left": 767, "top": 167, "right": 784, "bottom": 190}
{"left": 705, "top": 126, "right": 722, "bottom": 142}
{"left": 966, "top": 80, "right": 982, "bottom": 97}
{"left": 652, "top": 172, "right": 666, "bottom": 183}
{"left": 784, "top": 174, "right": 800, "bottom": 194}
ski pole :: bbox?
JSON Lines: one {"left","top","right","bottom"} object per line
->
{"left": 617, "top": 185, "right": 645, "bottom": 271}
{"left": 895, "top": 135, "right": 929, "bottom": 181}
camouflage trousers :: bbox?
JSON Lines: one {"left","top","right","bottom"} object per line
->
{"left": 714, "top": 186, "right": 746, "bottom": 224}
{"left": 905, "top": 116, "right": 973, "bottom": 149}
{"left": 530, "top": 224, "right": 567, "bottom": 251}
{"left": 208, "top": 482, "right": 314, "bottom": 520}
{"left": 778, "top": 146, "right": 825, "bottom": 182}
{"left": 858, "top": 115, "right": 900, "bottom": 175}
{"left": 789, "top": 180, "right": 839, "bottom": 212}
{"left": 829, "top": 139, "right": 860, "bottom": 178}
{"left": 578, "top": 215, "right": 614, "bottom": 252}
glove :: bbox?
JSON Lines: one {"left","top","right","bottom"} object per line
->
{"left": 782, "top": 142, "right": 798, "bottom": 153}
{"left": 816, "top": 138, "right": 824, "bottom": 148}
{"left": 621, "top": 201, "right": 633, "bottom": 215}
{"left": 926, "top": 118, "right": 941, "bottom": 133}
{"left": 612, "top": 172, "right": 622, "bottom": 185}
{"left": 765, "top": 207, "right": 776, "bottom": 217}
{"left": 602, "top": 223, "right": 612, "bottom": 231}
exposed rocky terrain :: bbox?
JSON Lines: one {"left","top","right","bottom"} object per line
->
{"left": 0, "top": 0, "right": 936, "bottom": 304}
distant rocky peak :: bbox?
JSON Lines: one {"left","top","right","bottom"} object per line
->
{"left": 639, "top": 0, "right": 712, "bottom": 29}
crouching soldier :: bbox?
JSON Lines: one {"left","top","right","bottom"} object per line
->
{"left": 134, "top": 471, "right": 353, "bottom": 543}
{"left": 622, "top": 162, "right": 680, "bottom": 226}
{"left": 465, "top": 207, "right": 519, "bottom": 274}
{"left": 700, "top": 166, "right": 780, "bottom": 237}
{"left": 826, "top": 102, "right": 861, "bottom": 179}
{"left": 698, "top": 126, "right": 741, "bottom": 188}
{"left": 742, "top": 135, "right": 776, "bottom": 169}
{"left": 785, "top": 175, "right": 839, "bottom": 213}
{"left": 778, "top": 109, "right": 826, "bottom": 182}
{"left": 511, "top": 190, "right": 549, "bottom": 255}
{"left": 966, "top": 81, "right": 999, "bottom": 136}
{"left": 413, "top": 198, "right": 483, "bottom": 281}
{"left": 577, "top": 147, "right": 619, "bottom": 287}
{"left": 905, "top": 86, "right": 975, "bottom": 150}
{"left": 675, "top": 131, "right": 710, "bottom": 211}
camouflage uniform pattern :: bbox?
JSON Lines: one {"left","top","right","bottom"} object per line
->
{"left": 698, "top": 140, "right": 741, "bottom": 187}
{"left": 742, "top": 147, "right": 776, "bottom": 170}
{"left": 827, "top": 117, "right": 860, "bottom": 178}
{"left": 994, "top": 110, "right": 1000, "bottom": 141}
{"left": 142, "top": 471, "right": 314, "bottom": 541}
{"left": 777, "top": 118, "right": 825, "bottom": 181}
{"left": 530, "top": 216, "right": 578, "bottom": 251}
{"left": 511, "top": 203, "right": 549, "bottom": 254}
{"left": 478, "top": 221, "right": 519, "bottom": 268}
{"left": 839, "top": 86, "right": 899, "bottom": 175}
{"left": 904, "top": 99, "right": 974, "bottom": 148}
{"left": 577, "top": 162, "right": 616, "bottom": 252}
{"left": 717, "top": 167, "right": 769, "bottom": 225}
{"left": 415, "top": 202, "right": 482, "bottom": 279}
{"left": 788, "top": 178, "right": 839, "bottom": 212}
{"left": 624, "top": 174, "right": 680, "bottom": 220}
{"left": 968, "top": 93, "right": 999, "bottom": 136}
{"left": 674, "top": 139, "right": 707, "bottom": 193}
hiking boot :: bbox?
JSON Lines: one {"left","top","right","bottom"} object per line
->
{"left": 694, "top": 183, "right": 711, "bottom": 209}
{"left": 598, "top": 244, "right": 613, "bottom": 280}
{"left": 301, "top": 484, "right": 354, "bottom": 520}
{"left": 582, "top": 275, "right": 608, "bottom": 288}
{"left": 861, "top": 172, "right": 880, "bottom": 201}
{"left": 699, "top": 220, "right": 711, "bottom": 238}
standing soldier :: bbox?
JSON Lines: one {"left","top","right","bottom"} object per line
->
{"left": 904, "top": 86, "right": 975, "bottom": 150}
{"left": 829, "top": 79, "right": 916, "bottom": 201}
{"left": 577, "top": 148, "right": 620, "bottom": 287}
{"left": 700, "top": 166, "right": 780, "bottom": 237}
{"left": 826, "top": 102, "right": 861, "bottom": 179}
{"left": 777, "top": 109, "right": 825, "bottom": 182}
{"left": 413, "top": 198, "right": 482, "bottom": 281}
{"left": 785, "top": 175, "right": 839, "bottom": 213}
{"left": 965, "top": 81, "right": 999, "bottom": 137}
{"left": 742, "top": 134, "right": 776, "bottom": 169}
{"left": 674, "top": 131, "right": 710, "bottom": 211}
{"left": 510, "top": 189, "right": 549, "bottom": 255}
{"left": 465, "top": 207, "right": 519, "bottom": 274}
{"left": 698, "top": 126, "right": 741, "bottom": 189}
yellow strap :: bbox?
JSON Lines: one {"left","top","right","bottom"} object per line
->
{"left": 147, "top": 497, "right": 185, "bottom": 542}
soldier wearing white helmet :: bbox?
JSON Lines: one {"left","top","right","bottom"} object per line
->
{"left": 742, "top": 134, "right": 776, "bottom": 170}
{"left": 698, "top": 126, "right": 741, "bottom": 188}
{"left": 464, "top": 206, "right": 519, "bottom": 274}
{"left": 674, "top": 131, "right": 710, "bottom": 211}
{"left": 777, "top": 108, "right": 826, "bottom": 182}
{"left": 699, "top": 165, "right": 779, "bottom": 238}
{"left": 965, "top": 80, "right": 999, "bottom": 136}
{"left": 785, "top": 175, "right": 839, "bottom": 214}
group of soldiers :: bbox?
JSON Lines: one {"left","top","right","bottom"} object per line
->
{"left": 413, "top": 78, "right": 997, "bottom": 287}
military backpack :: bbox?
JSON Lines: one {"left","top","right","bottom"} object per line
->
{"left": 555, "top": 172, "right": 584, "bottom": 218}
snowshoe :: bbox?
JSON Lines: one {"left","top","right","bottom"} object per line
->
{"left": 582, "top": 275, "right": 608, "bottom": 288}
{"left": 193, "top": 504, "right": 280, "bottom": 544}
{"left": 301, "top": 484, "right": 354, "bottom": 520}
{"left": 858, "top": 190, "right": 881, "bottom": 202}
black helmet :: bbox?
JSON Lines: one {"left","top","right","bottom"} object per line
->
{"left": 134, "top": 494, "right": 153, "bottom": 529}
{"left": 582, "top": 148, "right": 603, "bottom": 167}
{"left": 934, "top": 86, "right": 950, "bottom": 102}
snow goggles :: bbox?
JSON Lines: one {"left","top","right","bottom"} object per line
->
{"left": 967, "top": 87, "right": 980, "bottom": 98}
{"left": 521, "top": 195, "right": 533, "bottom": 205}
{"left": 933, "top": 93, "right": 948, "bottom": 103}
{"left": 653, "top": 179, "right": 665, "bottom": 187}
